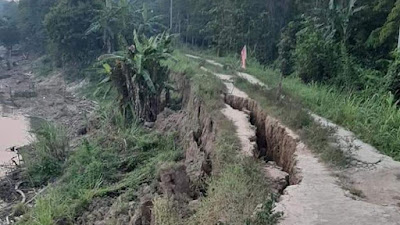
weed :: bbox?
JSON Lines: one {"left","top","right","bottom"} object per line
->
{"left": 12, "top": 203, "right": 28, "bottom": 217}
{"left": 348, "top": 187, "right": 366, "bottom": 198}
{"left": 245, "top": 197, "right": 283, "bottom": 225}
{"left": 300, "top": 123, "right": 349, "bottom": 167}
{"left": 19, "top": 103, "right": 181, "bottom": 224}
{"left": 20, "top": 122, "right": 68, "bottom": 186}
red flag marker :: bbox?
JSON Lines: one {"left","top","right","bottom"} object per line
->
{"left": 241, "top": 45, "right": 247, "bottom": 69}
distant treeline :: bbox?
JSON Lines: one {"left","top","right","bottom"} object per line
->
{"left": 1, "top": 0, "right": 400, "bottom": 100}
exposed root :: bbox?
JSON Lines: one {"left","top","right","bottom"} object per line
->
{"left": 14, "top": 182, "right": 26, "bottom": 204}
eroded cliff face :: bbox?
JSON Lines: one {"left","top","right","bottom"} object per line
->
{"left": 156, "top": 72, "right": 305, "bottom": 201}
{"left": 224, "top": 94, "right": 301, "bottom": 185}
{"left": 151, "top": 73, "right": 311, "bottom": 224}
{"left": 156, "top": 73, "right": 218, "bottom": 195}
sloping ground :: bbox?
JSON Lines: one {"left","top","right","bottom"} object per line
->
{"left": 188, "top": 54, "right": 400, "bottom": 224}
{"left": 0, "top": 56, "right": 96, "bottom": 223}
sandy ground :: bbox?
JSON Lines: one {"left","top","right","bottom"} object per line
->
{"left": 191, "top": 54, "right": 400, "bottom": 224}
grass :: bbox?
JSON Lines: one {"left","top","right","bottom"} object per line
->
{"left": 18, "top": 99, "right": 182, "bottom": 225}
{"left": 234, "top": 78, "right": 349, "bottom": 167}
{"left": 20, "top": 122, "right": 69, "bottom": 186}
{"left": 152, "top": 50, "right": 282, "bottom": 225}
{"left": 32, "top": 55, "right": 54, "bottom": 77}
{"left": 152, "top": 196, "right": 182, "bottom": 225}
{"left": 186, "top": 120, "right": 281, "bottom": 225}
{"left": 165, "top": 50, "right": 226, "bottom": 111}
{"left": 184, "top": 47, "right": 400, "bottom": 161}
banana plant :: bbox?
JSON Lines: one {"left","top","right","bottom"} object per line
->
{"left": 99, "top": 31, "right": 173, "bottom": 122}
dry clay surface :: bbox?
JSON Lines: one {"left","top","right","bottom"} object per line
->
{"left": 188, "top": 54, "right": 400, "bottom": 224}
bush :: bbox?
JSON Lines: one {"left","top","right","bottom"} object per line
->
{"left": 44, "top": 0, "right": 103, "bottom": 66}
{"left": 278, "top": 21, "right": 300, "bottom": 77}
{"left": 22, "top": 123, "right": 68, "bottom": 186}
{"left": 387, "top": 56, "right": 400, "bottom": 102}
{"left": 294, "top": 20, "right": 339, "bottom": 83}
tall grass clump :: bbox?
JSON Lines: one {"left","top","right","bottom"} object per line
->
{"left": 21, "top": 122, "right": 68, "bottom": 186}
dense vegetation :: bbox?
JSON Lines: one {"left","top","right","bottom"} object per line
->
{"left": 0, "top": 0, "right": 399, "bottom": 105}
{"left": 154, "top": 0, "right": 400, "bottom": 100}
{"left": 0, "top": 0, "right": 398, "bottom": 98}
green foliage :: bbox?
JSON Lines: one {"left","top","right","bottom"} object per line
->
{"left": 85, "top": 0, "right": 133, "bottom": 53}
{"left": 279, "top": 21, "right": 300, "bottom": 76}
{"left": 100, "top": 31, "right": 173, "bottom": 121}
{"left": 18, "top": 0, "right": 56, "bottom": 52}
{"left": 294, "top": 19, "right": 338, "bottom": 83}
{"left": 21, "top": 123, "right": 69, "bottom": 186}
{"left": 386, "top": 54, "right": 400, "bottom": 101}
{"left": 19, "top": 102, "right": 181, "bottom": 225}
{"left": 245, "top": 197, "right": 282, "bottom": 225}
{"left": 44, "top": 0, "right": 103, "bottom": 66}
{"left": 32, "top": 55, "right": 53, "bottom": 77}
{"left": 0, "top": 0, "right": 19, "bottom": 50}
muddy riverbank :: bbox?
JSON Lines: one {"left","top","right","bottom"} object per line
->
{"left": 0, "top": 105, "right": 31, "bottom": 178}
{"left": 0, "top": 55, "right": 95, "bottom": 221}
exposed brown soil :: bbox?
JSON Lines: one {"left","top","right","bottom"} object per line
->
{"left": 224, "top": 94, "right": 300, "bottom": 185}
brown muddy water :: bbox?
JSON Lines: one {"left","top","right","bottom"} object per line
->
{"left": 0, "top": 105, "right": 31, "bottom": 177}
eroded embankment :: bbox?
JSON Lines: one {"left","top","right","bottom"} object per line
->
{"left": 224, "top": 94, "right": 301, "bottom": 186}
{"left": 188, "top": 54, "right": 400, "bottom": 224}
{"left": 157, "top": 73, "right": 216, "bottom": 187}
{"left": 223, "top": 91, "right": 400, "bottom": 225}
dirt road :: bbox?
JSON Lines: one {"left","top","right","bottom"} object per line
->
{"left": 190, "top": 54, "right": 400, "bottom": 225}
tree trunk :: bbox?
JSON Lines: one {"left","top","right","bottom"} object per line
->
{"left": 397, "top": 25, "right": 400, "bottom": 53}
{"left": 107, "top": 39, "right": 112, "bottom": 54}
{"left": 6, "top": 46, "right": 12, "bottom": 70}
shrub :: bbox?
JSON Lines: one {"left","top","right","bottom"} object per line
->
{"left": 278, "top": 21, "right": 300, "bottom": 77}
{"left": 294, "top": 20, "right": 339, "bottom": 83}
{"left": 22, "top": 123, "right": 68, "bottom": 186}
{"left": 44, "top": 0, "right": 103, "bottom": 66}
{"left": 387, "top": 56, "right": 400, "bottom": 102}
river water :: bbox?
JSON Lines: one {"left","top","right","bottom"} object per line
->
{"left": 0, "top": 105, "right": 31, "bottom": 177}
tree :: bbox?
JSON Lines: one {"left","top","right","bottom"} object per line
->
{"left": 18, "top": 0, "right": 56, "bottom": 53}
{"left": 86, "top": 0, "right": 132, "bottom": 53}
{"left": 100, "top": 31, "right": 173, "bottom": 122}
{"left": 44, "top": 0, "right": 103, "bottom": 66}
{"left": 0, "top": 0, "right": 20, "bottom": 69}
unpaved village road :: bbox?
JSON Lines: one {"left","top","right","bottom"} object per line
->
{"left": 190, "top": 54, "right": 400, "bottom": 225}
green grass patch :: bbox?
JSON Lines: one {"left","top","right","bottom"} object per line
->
{"left": 20, "top": 122, "right": 69, "bottom": 186}
{"left": 165, "top": 50, "right": 226, "bottom": 111}
{"left": 18, "top": 101, "right": 182, "bottom": 225}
